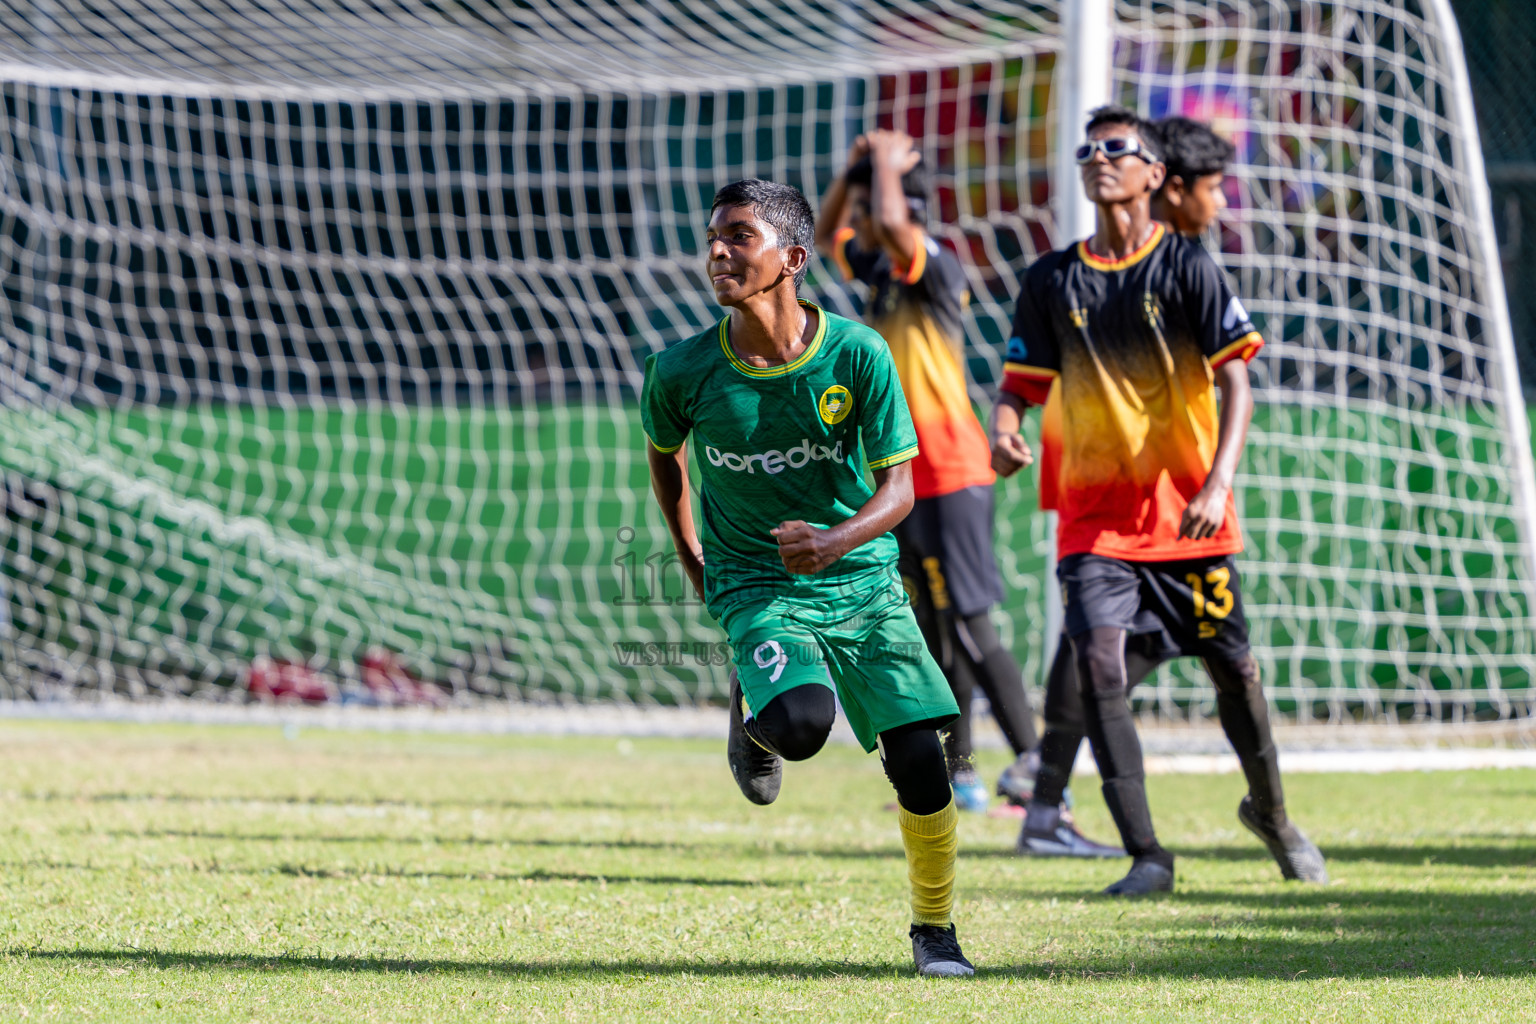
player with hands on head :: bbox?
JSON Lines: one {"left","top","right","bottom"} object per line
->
{"left": 816, "top": 129, "right": 1057, "bottom": 820}
{"left": 991, "top": 106, "right": 1326, "bottom": 895}
{"left": 643, "top": 177, "right": 975, "bottom": 976}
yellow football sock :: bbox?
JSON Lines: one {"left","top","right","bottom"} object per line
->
{"left": 898, "top": 798, "right": 958, "bottom": 927}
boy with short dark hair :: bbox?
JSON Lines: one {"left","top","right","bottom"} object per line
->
{"left": 644, "top": 177, "right": 975, "bottom": 974}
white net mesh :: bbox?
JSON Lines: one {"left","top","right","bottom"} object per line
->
{"left": 1112, "top": 0, "right": 1536, "bottom": 721}
{"left": 0, "top": 0, "right": 1529, "bottom": 719}
{"left": 0, "top": 0, "right": 1062, "bottom": 702}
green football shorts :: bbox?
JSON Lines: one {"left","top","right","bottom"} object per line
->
{"left": 718, "top": 571, "right": 959, "bottom": 752}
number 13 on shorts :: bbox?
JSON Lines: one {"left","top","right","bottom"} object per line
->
{"left": 1186, "top": 566, "right": 1234, "bottom": 639}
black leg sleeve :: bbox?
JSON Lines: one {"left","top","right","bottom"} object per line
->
{"left": 954, "top": 612, "right": 1037, "bottom": 754}
{"left": 1074, "top": 627, "right": 1168, "bottom": 863}
{"left": 899, "top": 538, "right": 950, "bottom": 672}
{"left": 941, "top": 656, "right": 976, "bottom": 774}
{"left": 745, "top": 684, "right": 837, "bottom": 762}
{"left": 878, "top": 721, "right": 953, "bottom": 816}
{"left": 1035, "top": 631, "right": 1164, "bottom": 809}
{"left": 1042, "top": 631, "right": 1085, "bottom": 732}
{"left": 899, "top": 539, "right": 970, "bottom": 772}
{"left": 1205, "top": 652, "right": 1286, "bottom": 823}
{"left": 1031, "top": 636, "right": 1082, "bottom": 808}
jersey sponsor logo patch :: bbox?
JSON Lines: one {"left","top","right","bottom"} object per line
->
{"left": 704, "top": 438, "right": 845, "bottom": 474}
{"left": 817, "top": 385, "right": 853, "bottom": 425}
{"left": 1005, "top": 337, "right": 1028, "bottom": 361}
{"left": 1222, "top": 296, "right": 1250, "bottom": 332}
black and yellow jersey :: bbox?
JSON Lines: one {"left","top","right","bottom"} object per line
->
{"left": 833, "top": 226, "right": 995, "bottom": 500}
{"left": 1002, "top": 224, "right": 1263, "bottom": 562}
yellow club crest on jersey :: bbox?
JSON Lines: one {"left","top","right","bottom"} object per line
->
{"left": 818, "top": 385, "right": 853, "bottom": 425}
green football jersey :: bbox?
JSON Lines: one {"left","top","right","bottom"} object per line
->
{"left": 642, "top": 301, "right": 920, "bottom": 614}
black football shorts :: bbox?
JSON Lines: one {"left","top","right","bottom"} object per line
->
{"left": 1057, "top": 552, "right": 1252, "bottom": 663}
{"left": 895, "top": 485, "right": 1006, "bottom": 619}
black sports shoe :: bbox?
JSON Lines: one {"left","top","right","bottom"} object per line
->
{"left": 910, "top": 923, "right": 975, "bottom": 977}
{"left": 995, "top": 749, "right": 1041, "bottom": 805}
{"left": 726, "top": 671, "right": 781, "bottom": 806}
{"left": 1017, "top": 802, "right": 1125, "bottom": 859}
{"left": 1238, "top": 796, "right": 1328, "bottom": 884}
{"left": 1102, "top": 856, "right": 1175, "bottom": 896}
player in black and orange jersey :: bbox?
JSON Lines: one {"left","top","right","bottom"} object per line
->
{"left": 990, "top": 106, "right": 1327, "bottom": 895}
{"left": 1021, "top": 116, "right": 1244, "bottom": 859}
{"left": 816, "top": 130, "right": 1093, "bottom": 826}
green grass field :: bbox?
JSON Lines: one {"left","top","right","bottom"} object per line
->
{"left": 1, "top": 720, "right": 1531, "bottom": 1022}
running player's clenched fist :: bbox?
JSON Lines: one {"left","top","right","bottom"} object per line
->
{"left": 771, "top": 520, "right": 841, "bottom": 575}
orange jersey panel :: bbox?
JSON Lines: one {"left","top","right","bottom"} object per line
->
{"left": 838, "top": 229, "right": 993, "bottom": 499}
{"left": 1037, "top": 380, "right": 1062, "bottom": 512}
{"left": 872, "top": 302, "right": 994, "bottom": 499}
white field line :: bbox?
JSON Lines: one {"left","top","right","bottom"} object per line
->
{"left": 1137, "top": 748, "right": 1536, "bottom": 775}
{"left": 2, "top": 698, "right": 1534, "bottom": 774}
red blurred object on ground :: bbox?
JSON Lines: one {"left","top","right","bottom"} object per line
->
{"left": 360, "top": 649, "right": 447, "bottom": 706}
{"left": 246, "top": 657, "right": 333, "bottom": 704}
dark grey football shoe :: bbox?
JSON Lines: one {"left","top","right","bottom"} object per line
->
{"left": 1238, "top": 796, "right": 1329, "bottom": 884}
{"left": 727, "top": 671, "right": 781, "bottom": 806}
{"left": 1102, "top": 856, "right": 1175, "bottom": 896}
{"left": 910, "top": 923, "right": 975, "bottom": 977}
{"left": 1017, "top": 802, "right": 1125, "bottom": 859}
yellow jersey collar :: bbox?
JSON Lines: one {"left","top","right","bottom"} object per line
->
{"left": 718, "top": 299, "right": 827, "bottom": 378}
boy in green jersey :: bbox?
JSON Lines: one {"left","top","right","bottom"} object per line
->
{"left": 642, "top": 178, "right": 973, "bottom": 977}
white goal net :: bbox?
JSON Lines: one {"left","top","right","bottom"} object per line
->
{"left": 1111, "top": 0, "right": 1536, "bottom": 721}
{"left": 0, "top": 0, "right": 1530, "bottom": 721}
